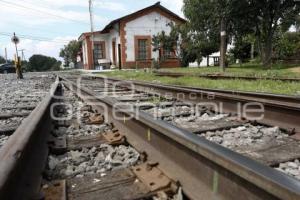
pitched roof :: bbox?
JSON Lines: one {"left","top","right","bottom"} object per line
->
{"left": 79, "top": 2, "right": 186, "bottom": 40}
{"left": 101, "top": 1, "right": 186, "bottom": 32}
{"left": 78, "top": 31, "right": 102, "bottom": 41}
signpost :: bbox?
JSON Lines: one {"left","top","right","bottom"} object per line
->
{"left": 11, "top": 32, "right": 23, "bottom": 79}
{"left": 11, "top": 32, "right": 20, "bottom": 57}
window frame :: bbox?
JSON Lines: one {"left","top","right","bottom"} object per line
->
{"left": 93, "top": 41, "right": 106, "bottom": 64}
{"left": 162, "top": 48, "right": 176, "bottom": 60}
{"left": 135, "top": 36, "right": 151, "bottom": 61}
{"left": 137, "top": 39, "right": 148, "bottom": 60}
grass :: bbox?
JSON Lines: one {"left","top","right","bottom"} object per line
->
{"left": 158, "top": 63, "right": 300, "bottom": 78}
{"left": 98, "top": 69, "right": 300, "bottom": 96}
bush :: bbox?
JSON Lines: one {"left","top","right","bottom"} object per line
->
{"left": 274, "top": 32, "right": 300, "bottom": 59}
{"left": 229, "top": 38, "right": 252, "bottom": 62}
{"left": 28, "top": 54, "right": 61, "bottom": 72}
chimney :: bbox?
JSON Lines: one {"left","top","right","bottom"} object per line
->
{"left": 155, "top": 1, "right": 161, "bottom": 6}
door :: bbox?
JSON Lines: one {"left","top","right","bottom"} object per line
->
{"left": 118, "top": 44, "right": 122, "bottom": 70}
{"left": 112, "top": 41, "right": 116, "bottom": 65}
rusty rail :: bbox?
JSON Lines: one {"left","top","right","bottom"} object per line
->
{"left": 62, "top": 76, "right": 300, "bottom": 200}
{"left": 84, "top": 75, "right": 300, "bottom": 133}
{"left": 154, "top": 71, "right": 300, "bottom": 82}
{"left": 0, "top": 78, "right": 61, "bottom": 200}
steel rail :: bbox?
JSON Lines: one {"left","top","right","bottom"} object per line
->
{"left": 0, "top": 77, "right": 61, "bottom": 200}
{"left": 85, "top": 75, "right": 300, "bottom": 133}
{"left": 154, "top": 71, "right": 300, "bottom": 82}
{"left": 62, "top": 76, "right": 300, "bottom": 200}
{"left": 87, "top": 75, "right": 300, "bottom": 103}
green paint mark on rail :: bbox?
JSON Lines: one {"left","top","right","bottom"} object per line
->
{"left": 213, "top": 171, "right": 219, "bottom": 194}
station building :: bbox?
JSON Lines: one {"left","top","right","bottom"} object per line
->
{"left": 78, "top": 2, "right": 186, "bottom": 70}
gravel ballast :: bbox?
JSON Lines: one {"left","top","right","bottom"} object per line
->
{"left": 0, "top": 73, "right": 55, "bottom": 149}
{"left": 275, "top": 159, "right": 300, "bottom": 180}
{"left": 199, "top": 124, "right": 288, "bottom": 152}
{"left": 47, "top": 87, "right": 140, "bottom": 180}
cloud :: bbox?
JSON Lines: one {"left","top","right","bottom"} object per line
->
{"left": 0, "top": 0, "right": 184, "bottom": 61}
{"left": 161, "top": 0, "right": 184, "bottom": 17}
{"left": 1, "top": 36, "right": 76, "bottom": 60}
{"left": 0, "top": 0, "right": 111, "bottom": 27}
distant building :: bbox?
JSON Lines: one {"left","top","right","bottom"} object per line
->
{"left": 78, "top": 2, "right": 186, "bottom": 70}
{"left": 189, "top": 52, "right": 221, "bottom": 68}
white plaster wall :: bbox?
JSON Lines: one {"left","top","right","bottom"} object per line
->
{"left": 124, "top": 11, "right": 175, "bottom": 62}
{"left": 107, "top": 24, "right": 120, "bottom": 65}
{"left": 92, "top": 33, "right": 110, "bottom": 61}
{"left": 90, "top": 26, "right": 120, "bottom": 65}
{"left": 82, "top": 40, "right": 88, "bottom": 65}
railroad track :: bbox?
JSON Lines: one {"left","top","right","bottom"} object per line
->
{"left": 84, "top": 75, "right": 300, "bottom": 132}
{"left": 64, "top": 75, "right": 300, "bottom": 168}
{"left": 0, "top": 73, "right": 55, "bottom": 147}
{"left": 154, "top": 71, "right": 300, "bottom": 82}
{"left": 0, "top": 74, "right": 299, "bottom": 200}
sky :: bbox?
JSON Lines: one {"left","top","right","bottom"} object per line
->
{"left": 0, "top": 0, "right": 184, "bottom": 61}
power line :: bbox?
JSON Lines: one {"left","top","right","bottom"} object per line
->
{"left": 18, "top": 49, "right": 26, "bottom": 60}
{"left": 0, "top": 32, "right": 71, "bottom": 44}
{"left": 3, "top": 15, "right": 81, "bottom": 36}
{"left": 0, "top": 32, "right": 70, "bottom": 42}
{"left": 0, "top": 0, "right": 89, "bottom": 26}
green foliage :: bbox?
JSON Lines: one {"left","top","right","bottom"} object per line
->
{"left": 183, "top": 0, "right": 249, "bottom": 70}
{"left": 190, "top": 32, "right": 219, "bottom": 66}
{"left": 59, "top": 40, "right": 81, "bottom": 67}
{"left": 152, "top": 21, "right": 220, "bottom": 68}
{"left": 152, "top": 23, "right": 196, "bottom": 67}
{"left": 152, "top": 28, "right": 178, "bottom": 55}
{"left": 296, "top": 15, "right": 300, "bottom": 32}
{"left": 182, "top": 0, "right": 300, "bottom": 67}
{"left": 229, "top": 37, "right": 255, "bottom": 62}
{"left": 0, "top": 56, "right": 5, "bottom": 64}
{"left": 28, "top": 54, "right": 61, "bottom": 72}
{"left": 247, "top": 0, "right": 300, "bottom": 66}
{"left": 274, "top": 32, "right": 300, "bottom": 59}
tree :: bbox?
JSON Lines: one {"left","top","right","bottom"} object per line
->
{"left": 248, "top": 0, "right": 300, "bottom": 67}
{"left": 274, "top": 31, "right": 300, "bottom": 59}
{"left": 153, "top": 22, "right": 220, "bottom": 68}
{"left": 229, "top": 34, "right": 259, "bottom": 63}
{"left": 28, "top": 55, "right": 61, "bottom": 72}
{"left": 0, "top": 56, "right": 5, "bottom": 64}
{"left": 296, "top": 15, "right": 300, "bottom": 32}
{"left": 183, "top": 0, "right": 249, "bottom": 71}
{"left": 152, "top": 23, "right": 186, "bottom": 68}
{"left": 59, "top": 40, "right": 81, "bottom": 67}
{"left": 195, "top": 33, "right": 219, "bottom": 67}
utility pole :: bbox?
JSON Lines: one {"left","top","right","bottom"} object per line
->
{"left": 220, "top": 17, "right": 227, "bottom": 72}
{"left": 89, "top": 0, "right": 95, "bottom": 69}
{"left": 4, "top": 48, "right": 7, "bottom": 63}
{"left": 18, "top": 49, "right": 26, "bottom": 61}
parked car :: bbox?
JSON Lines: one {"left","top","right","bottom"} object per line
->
{"left": 0, "top": 63, "right": 16, "bottom": 74}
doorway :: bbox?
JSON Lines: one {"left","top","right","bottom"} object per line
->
{"left": 118, "top": 44, "right": 122, "bottom": 70}
{"left": 112, "top": 40, "right": 116, "bottom": 65}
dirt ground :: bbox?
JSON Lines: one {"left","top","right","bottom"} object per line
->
{"left": 289, "top": 66, "right": 300, "bottom": 73}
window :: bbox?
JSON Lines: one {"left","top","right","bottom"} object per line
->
{"left": 137, "top": 39, "right": 148, "bottom": 60}
{"left": 94, "top": 43, "right": 105, "bottom": 64}
{"left": 164, "top": 49, "right": 174, "bottom": 59}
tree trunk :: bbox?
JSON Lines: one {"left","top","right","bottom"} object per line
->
{"left": 207, "top": 56, "right": 209, "bottom": 67}
{"left": 262, "top": 36, "right": 273, "bottom": 68}
{"left": 220, "top": 17, "right": 227, "bottom": 72}
{"left": 251, "top": 42, "right": 255, "bottom": 60}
